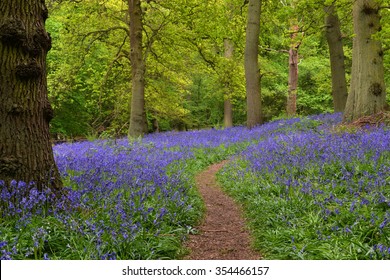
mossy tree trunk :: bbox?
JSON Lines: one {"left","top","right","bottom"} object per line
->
{"left": 0, "top": 0, "right": 62, "bottom": 191}
{"left": 344, "top": 0, "right": 386, "bottom": 121}
{"left": 324, "top": 4, "right": 348, "bottom": 113}
{"left": 128, "top": 0, "right": 148, "bottom": 137}
{"left": 245, "top": 0, "right": 262, "bottom": 128}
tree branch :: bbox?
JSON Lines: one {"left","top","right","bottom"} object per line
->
{"left": 81, "top": 26, "right": 130, "bottom": 42}
{"left": 261, "top": 46, "right": 289, "bottom": 54}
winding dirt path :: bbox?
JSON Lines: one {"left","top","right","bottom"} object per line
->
{"left": 184, "top": 161, "right": 260, "bottom": 260}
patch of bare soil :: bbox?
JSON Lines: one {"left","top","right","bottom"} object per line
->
{"left": 183, "top": 161, "right": 260, "bottom": 260}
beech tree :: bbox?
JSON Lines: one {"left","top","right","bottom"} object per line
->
{"left": 223, "top": 38, "right": 234, "bottom": 128}
{"left": 0, "top": 0, "right": 62, "bottom": 191}
{"left": 45, "top": 0, "right": 386, "bottom": 134}
{"left": 324, "top": 4, "right": 348, "bottom": 113}
{"left": 245, "top": 0, "right": 262, "bottom": 128}
{"left": 221, "top": 1, "right": 236, "bottom": 128}
{"left": 128, "top": 0, "right": 148, "bottom": 137}
{"left": 344, "top": 0, "right": 386, "bottom": 121}
{"left": 286, "top": 22, "right": 300, "bottom": 117}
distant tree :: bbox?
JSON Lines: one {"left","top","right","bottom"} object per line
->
{"left": 222, "top": 1, "right": 235, "bottom": 128}
{"left": 245, "top": 0, "right": 262, "bottom": 128}
{"left": 0, "top": 0, "right": 62, "bottom": 191}
{"left": 286, "top": 21, "right": 300, "bottom": 117}
{"left": 223, "top": 38, "right": 234, "bottom": 128}
{"left": 324, "top": 4, "right": 348, "bottom": 113}
{"left": 128, "top": 0, "right": 148, "bottom": 137}
{"left": 344, "top": 0, "right": 386, "bottom": 121}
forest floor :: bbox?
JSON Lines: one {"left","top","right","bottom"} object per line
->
{"left": 183, "top": 161, "right": 260, "bottom": 260}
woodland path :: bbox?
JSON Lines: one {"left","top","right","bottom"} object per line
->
{"left": 184, "top": 161, "right": 260, "bottom": 260}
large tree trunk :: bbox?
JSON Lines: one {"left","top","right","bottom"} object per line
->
{"left": 324, "top": 4, "right": 348, "bottom": 113}
{"left": 286, "top": 24, "right": 299, "bottom": 117}
{"left": 128, "top": 0, "right": 148, "bottom": 137}
{"left": 344, "top": 0, "right": 386, "bottom": 122}
{"left": 245, "top": 0, "right": 262, "bottom": 128}
{"left": 223, "top": 38, "right": 233, "bottom": 128}
{"left": 0, "top": 0, "right": 62, "bottom": 191}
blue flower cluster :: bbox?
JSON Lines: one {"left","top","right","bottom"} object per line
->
{"left": 0, "top": 112, "right": 348, "bottom": 259}
{"left": 1, "top": 180, "right": 55, "bottom": 218}
{"left": 372, "top": 244, "right": 390, "bottom": 258}
{"left": 2, "top": 114, "right": 318, "bottom": 259}
{"left": 2, "top": 137, "right": 201, "bottom": 259}
{"left": 224, "top": 114, "right": 390, "bottom": 259}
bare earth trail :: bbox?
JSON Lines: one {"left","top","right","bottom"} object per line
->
{"left": 184, "top": 161, "right": 260, "bottom": 260}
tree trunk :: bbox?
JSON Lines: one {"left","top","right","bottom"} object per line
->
{"left": 0, "top": 0, "right": 62, "bottom": 191}
{"left": 324, "top": 4, "right": 348, "bottom": 113}
{"left": 344, "top": 0, "right": 386, "bottom": 122}
{"left": 245, "top": 0, "right": 262, "bottom": 128}
{"left": 287, "top": 47, "right": 298, "bottom": 117}
{"left": 286, "top": 24, "right": 299, "bottom": 117}
{"left": 128, "top": 0, "right": 148, "bottom": 137}
{"left": 224, "top": 99, "right": 233, "bottom": 128}
{"left": 223, "top": 38, "right": 233, "bottom": 128}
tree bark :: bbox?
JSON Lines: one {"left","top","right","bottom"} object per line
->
{"left": 344, "top": 0, "right": 386, "bottom": 122}
{"left": 287, "top": 47, "right": 298, "bottom": 117}
{"left": 0, "top": 0, "right": 62, "bottom": 191}
{"left": 324, "top": 4, "right": 348, "bottom": 113}
{"left": 245, "top": 0, "right": 262, "bottom": 128}
{"left": 223, "top": 38, "right": 233, "bottom": 128}
{"left": 286, "top": 24, "right": 299, "bottom": 117}
{"left": 128, "top": 0, "right": 148, "bottom": 137}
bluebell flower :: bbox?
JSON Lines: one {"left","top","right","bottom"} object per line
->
{"left": 292, "top": 246, "right": 297, "bottom": 251}
{"left": 344, "top": 227, "right": 352, "bottom": 234}
{"left": 360, "top": 198, "right": 369, "bottom": 206}
{"left": 379, "top": 218, "right": 389, "bottom": 230}
{"left": 349, "top": 201, "right": 356, "bottom": 213}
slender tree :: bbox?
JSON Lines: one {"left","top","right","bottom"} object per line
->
{"left": 223, "top": 38, "right": 234, "bottom": 128}
{"left": 286, "top": 22, "right": 300, "bottom": 117}
{"left": 324, "top": 4, "right": 348, "bottom": 113}
{"left": 344, "top": 0, "right": 386, "bottom": 121}
{"left": 245, "top": 0, "right": 262, "bottom": 128}
{"left": 0, "top": 0, "right": 62, "bottom": 191}
{"left": 128, "top": 0, "right": 148, "bottom": 137}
